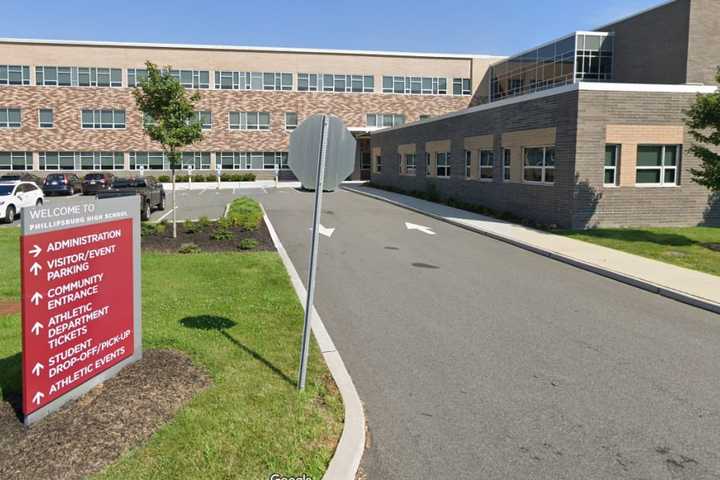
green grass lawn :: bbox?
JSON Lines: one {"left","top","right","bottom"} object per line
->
{"left": 0, "top": 227, "right": 343, "bottom": 479}
{"left": 559, "top": 226, "right": 720, "bottom": 277}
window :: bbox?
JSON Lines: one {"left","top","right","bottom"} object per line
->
{"left": 523, "top": 147, "right": 555, "bottom": 184}
{"left": 453, "top": 78, "right": 471, "bottom": 96}
{"left": 36, "top": 66, "right": 121, "bottom": 87}
{"left": 436, "top": 152, "right": 451, "bottom": 177}
{"left": 503, "top": 149, "right": 511, "bottom": 181}
{"left": 636, "top": 145, "right": 679, "bottom": 186}
{"left": 77, "top": 67, "right": 122, "bottom": 87}
{"left": 217, "top": 152, "right": 287, "bottom": 170}
{"left": 38, "top": 152, "right": 124, "bottom": 170}
{"left": 604, "top": 145, "right": 619, "bottom": 186}
{"left": 479, "top": 150, "right": 494, "bottom": 180}
{"left": 404, "top": 153, "right": 416, "bottom": 175}
{"left": 419, "top": 115, "right": 431, "bottom": 120}
{"left": 465, "top": 150, "right": 472, "bottom": 178}
{"left": 229, "top": 112, "right": 271, "bottom": 130}
{"left": 0, "top": 152, "right": 32, "bottom": 170}
{"left": 374, "top": 155, "right": 382, "bottom": 173}
{"left": 181, "top": 152, "right": 211, "bottom": 170}
{"left": 39, "top": 109, "right": 54, "bottom": 128}
{"left": 382, "top": 76, "right": 447, "bottom": 95}
{"left": 168, "top": 69, "right": 210, "bottom": 89}
{"left": 285, "top": 112, "right": 298, "bottom": 131}
{"left": 366, "top": 113, "right": 405, "bottom": 128}
{"left": 81, "top": 109, "right": 126, "bottom": 129}
{"left": 128, "top": 68, "right": 147, "bottom": 87}
{"left": 130, "top": 152, "right": 167, "bottom": 170}
{"left": 195, "top": 111, "right": 212, "bottom": 130}
{"left": 0, "top": 108, "right": 21, "bottom": 128}
{"left": 361, "top": 153, "right": 371, "bottom": 170}
{"left": 297, "top": 73, "right": 373, "bottom": 93}
{"left": 214, "top": 71, "right": 291, "bottom": 90}
{"left": 0, "top": 65, "right": 30, "bottom": 85}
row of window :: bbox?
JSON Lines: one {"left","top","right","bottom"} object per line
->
{"left": 1, "top": 64, "right": 472, "bottom": 95}
{"left": 382, "top": 144, "right": 682, "bottom": 187}
{"left": 1, "top": 108, "right": 419, "bottom": 131}
{"left": 0, "top": 151, "right": 291, "bottom": 171}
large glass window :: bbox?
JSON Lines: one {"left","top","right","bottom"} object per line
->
{"left": 436, "top": 152, "right": 451, "bottom": 177}
{"left": 214, "top": 71, "right": 291, "bottom": 90}
{"left": 604, "top": 145, "right": 619, "bottom": 186}
{"left": 465, "top": 150, "right": 472, "bottom": 178}
{"left": 81, "top": 109, "right": 126, "bottom": 129}
{"left": 636, "top": 145, "right": 679, "bottom": 186}
{"left": 0, "top": 152, "right": 32, "bottom": 170}
{"left": 229, "top": 112, "right": 271, "bottom": 130}
{"left": 490, "top": 32, "right": 613, "bottom": 102}
{"left": 217, "top": 152, "right": 287, "bottom": 170}
{"left": 180, "top": 152, "right": 211, "bottom": 170}
{"left": 285, "top": 112, "right": 298, "bottom": 131}
{"left": 479, "top": 150, "right": 495, "bottom": 180}
{"left": 0, "top": 108, "right": 21, "bottom": 128}
{"left": 382, "top": 76, "right": 447, "bottom": 95}
{"left": 453, "top": 78, "right": 471, "bottom": 96}
{"left": 39, "top": 109, "right": 54, "bottom": 128}
{"left": 36, "top": 66, "right": 122, "bottom": 87}
{"left": 194, "top": 111, "right": 212, "bottom": 130}
{"left": 38, "top": 152, "right": 124, "bottom": 170}
{"left": 297, "top": 73, "right": 373, "bottom": 93}
{"left": 523, "top": 147, "right": 555, "bottom": 184}
{"left": 366, "top": 113, "right": 405, "bottom": 128}
{"left": 0, "top": 65, "right": 30, "bottom": 85}
{"left": 404, "top": 153, "right": 416, "bottom": 175}
{"left": 77, "top": 67, "right": 122, "bottom": 87}
{"left": 503, "top": 149, "right": 512, "bottom": 181}
{"left": 168, "top": 69, "right": 210, "bottom": 89}
{"left": 130, "top": 152, "right": 168, "bottom": 170}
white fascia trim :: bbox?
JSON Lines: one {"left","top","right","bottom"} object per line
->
{"left": 375, "top": 81, "right": 718, "bottom": 134}
{"left": 0, "top": 37, "right": 501, "bottom": 60}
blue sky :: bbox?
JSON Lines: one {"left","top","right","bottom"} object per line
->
{"left": 2, "top": 0, "right": 664, "bottom": 56}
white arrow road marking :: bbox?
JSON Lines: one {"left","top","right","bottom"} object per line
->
{"left": 29, "top": 245, "right": 42, "bottom": 258}
{"left": 309, "top": 224, "right": 336, "bottom": 238}
{"left": 31, "top": 292, "right": 43, "bottom": 306}
{"left": 30, "top": 262, "right": 42, "bottom": 276}
{"left": 32, "top": 362, "right": 44, "bottom": 376}
{"left": 31, "top": 322, "right": 43, "bottom": 336}
{"left": 405, "top": 222, "right": 436, "bottom": 236}
{"left": 32, "top": 392, "right": 44, "bottom": 405}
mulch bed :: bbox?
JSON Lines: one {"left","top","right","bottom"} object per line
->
{"left": 0, "top": 349, "right": 211, "bottom": 480}
{"left": 0, "top": 300, "right": 21, "bottom": 317}
{"left": 141, "top": 217, "right": 275, "bottom": 253}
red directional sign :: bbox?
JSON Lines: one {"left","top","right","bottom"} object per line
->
{"left": 21, "top": 216, "right": 136, "bottom": 416}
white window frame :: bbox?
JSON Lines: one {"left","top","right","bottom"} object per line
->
{"left": 0, "top": 151, "right": 32, "bottom": 170}
{"left": 129, "top": 152, "right": 168, "bottom": 170}
{"left": 168, "top": 69, "right": 210, "bottom": 89}
{"left": 522, "top": 146, "right": 555, "bottom": 185}
{"left": 367, "top": 113, "right": 405, "bottom": 128}
{"left": 635, "top": 144, "right": 680, "bottom": 187}
{"left": 77, "top": 152, "right": 124, "bottom": 170}
{"left": 503, "top": 148, "right": 512, "bottom": 182}
{"left": 0, "top": 108, "right": 21, "bottom": 128}
{"left": 479, "top": 150, "right": 495, "bottom": 181}
{"left": 604, "top": 144, "right": 620, "bottom": 187}
{"left": 465, "top": 150, "right": 472, "bottom": 178}
{"left": 453, "top": 78, "right": 471, "bottom": 96}
{"left": 374, "top": 155, "right": 382, "bottom": 174}
{"left": 195, "top": 111, "right": 212, "bottom": 130}
{"left": 403, "top": 153, "right": 417, "bottom": 175}
{"left": 228, "top": 111, "right": 271, "bottom": 131}
{"left": 436, "top": 152, "right": 451, "bottom": 178}
{"left": 285, "top": 112, "right": 298, "bottom": 131}
{"left": 382, "top": 75, "right": 448, "bottom": 95}
{"left": 0, "top": 65, "right": 31, "bottom": 85}
{"left": 38, "top": 108, "right": 54, "bottom": 129}
{"left": 80, "top": 109, "right": 126, "bottom": 129}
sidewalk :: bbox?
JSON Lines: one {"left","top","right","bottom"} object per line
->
{"left": 160, "top": 180, "right": 301, "bottom": 190}
{"left": 344, "top": 185, "right": 720, "bottom": 314}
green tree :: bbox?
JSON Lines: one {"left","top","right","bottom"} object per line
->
{"left": 133, "top": 61, "right": 203, "bottom": 237}
{"left": 685, "top": 69, "right": 720, "bottom": 192}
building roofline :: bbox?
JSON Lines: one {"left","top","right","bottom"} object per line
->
{"left": 594, "top": 0, "right": 678, "bottom": 31}
{"left": 0, "top": 37, "right": 503, "bottom": 60}
{"left": 374, "top": 81, "right": 718, "bottom": 134}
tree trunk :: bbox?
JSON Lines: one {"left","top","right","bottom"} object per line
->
{"left": 171, "top": 166, "right": 177, "bottom": 239}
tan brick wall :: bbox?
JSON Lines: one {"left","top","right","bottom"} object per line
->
{"left": 0, "top": 86, "right": 469, "bottom": 155}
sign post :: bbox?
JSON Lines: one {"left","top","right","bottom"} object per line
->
{"left": 20, "top": 196, "right": 142, "bottom": 425}
{"left": 288, "top": 115, "right": 356, "bottom": 390}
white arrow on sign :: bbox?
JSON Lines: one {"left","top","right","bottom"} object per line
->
{"left": 29, "top": 245, "right": 42, "bottom": 258}
{"left": 30, "top": 262, "right": 42, "bottom": 276}
{"left": 32, "top": 391, "right": 44, "bottom": 405}
{"left": 31, "top": 291, "right": 43, "bottom": 306}
{"left": 405, "top": 222, "right": 436, "bottom": 236}
{"left": 32, "top": 362, "right": 44, "bottom": 376}
{"left": 31, "top": 321, "right": 43, "bottom": 336}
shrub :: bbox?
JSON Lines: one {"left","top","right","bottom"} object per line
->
{"left": 178, "top": 242, "right": 201, "bottom": 254}
{"left": 184, "top": 219, "right": 203, "bottom": 234}
{"left": 238, "top": 238, "right": 258, "bottom": 250}
{"left": 197, "top": 216, "right": 211, "bottom": 230}
{"left": 192, "top": 174, "right": 206, "bottom": 183}
{"left": 220, "top": 173, "right": 233, "bottom": 182}
{"left": 141, "top": 222, "right": 159, "bottom": 237}
{"left": 206, "top": 174, "right": 218, "bottom": 182}
{"left": 229, "top": 173, "right": 243, "bottom": 182}
{"left": 158, "top": 175, "right": 171, "bottom": 183}
{"left": 226, "top": 197, "right": 263, "bottom": 230}
{"left": 155, "top": 222, "right": 167, "bottom": 235}
{"left": 210, "top": 228, "right": 234, "bottom": 241}
{"left": 176, "top": 174, "right": 189, "bottom": 182}
{"left": 217, "top": 217, "right": 233, "bottom": 230}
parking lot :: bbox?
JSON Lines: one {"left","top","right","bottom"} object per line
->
{"left": 0, "top": 186, "right": 271, "bottom": 227}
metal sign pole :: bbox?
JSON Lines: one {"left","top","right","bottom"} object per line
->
{"left": 298, "top": 115, "right": 329, "bottom": 390}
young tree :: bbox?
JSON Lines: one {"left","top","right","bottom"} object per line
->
{"left": 685, "top": 68, "right": 720, "bottom": 192}
{"left": 133, "top": 61, "right": 203, "bottom": 237}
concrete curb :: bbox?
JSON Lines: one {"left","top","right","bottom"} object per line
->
{"left": 261, "top": 204, "right": 366, "bottom": 480}
{"left": 343, "top": 186, "right": 720, "bottom": 316}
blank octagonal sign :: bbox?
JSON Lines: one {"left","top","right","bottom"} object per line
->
{"left": 288, "top": 115, "right": 357, "bottom": 191}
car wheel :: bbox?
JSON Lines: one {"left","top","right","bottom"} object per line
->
{"left": 141, "top": 202, "right": 151, "bottom": 221}
{"left": 158, "top": 195, "right": 166, "bottom": 211}
{"left": 3, "top": 205, "right": 15, "bottom": 224}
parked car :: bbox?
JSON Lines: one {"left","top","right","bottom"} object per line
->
{"left": 0, "top": 173, "right": 43, "bottom": 186}
{"left": 0, "top": 180, "right": 44, "bottom": 223}
{"left": 97, "top": 176, "right": 166, "bottom": 220}
{"left": 43, "top": 173, "right": 82, "bottom": 196}
{"left": 82, "top": 172, "right": 114, "bottom": 195}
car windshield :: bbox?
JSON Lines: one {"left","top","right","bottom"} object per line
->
{"left": 46, "top": 174, "right": 65, "bottom": 181}
{"left": 0, "top": 185, "right": 15, "bottom": 195}
{"left": 85, "top": 174, "right": 105, "bottom": 180}
{"left": 113, "top": 178, "right": 146, "bottom": 188}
